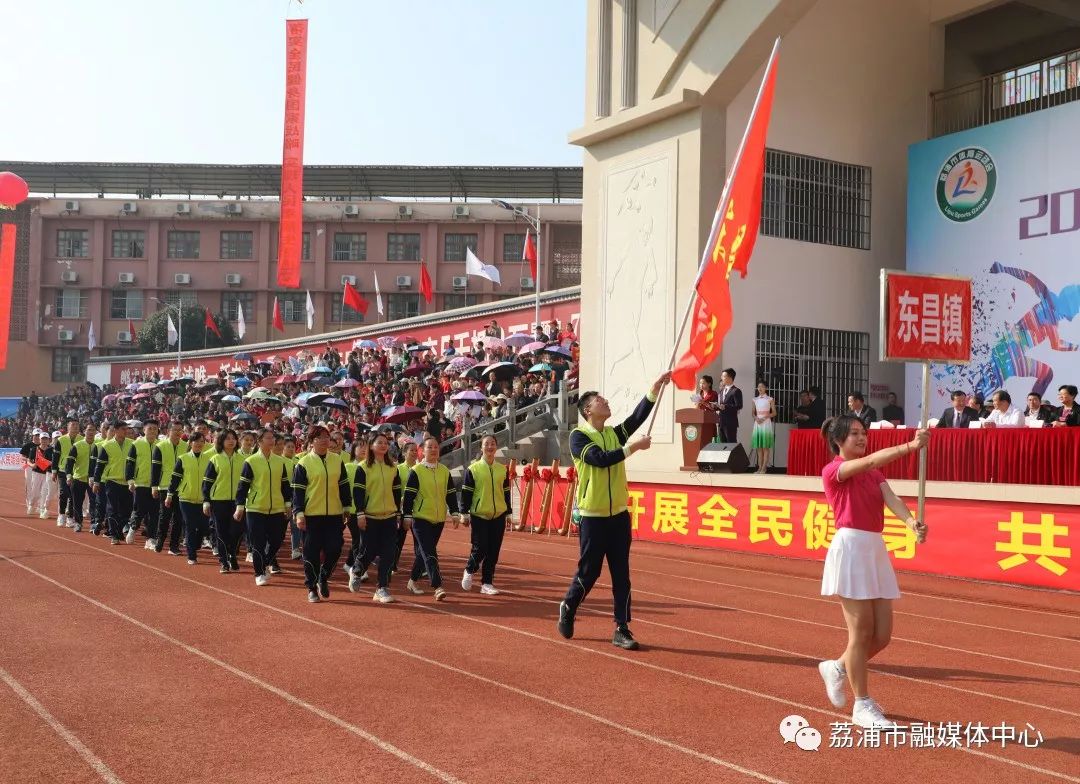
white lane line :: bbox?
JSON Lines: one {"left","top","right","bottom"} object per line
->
{"left": 0, "top": 664, "right": 127, "bottom": 784}
{"left": 0, "top": 553, "right": 466, "bottom": 784}
{"left": 0, "top": 527, "right": 791, "bottom": 784}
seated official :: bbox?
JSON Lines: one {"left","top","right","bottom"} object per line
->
{"left": 1024, "top": 392, "right": 1054, "bottom": 425}
{"left": 793, "top": 390, "right": 816, "bottom": 430}
{"left": 881, "top": 392, "right": 904, "bottom": 426}
{"left": 846, "top": 392, "right": 876, "bottom": 427}
{"left": 982, "top": 390, "right": 1023, "bottom": 428}
{"left": 936, "top": 390, "right": 978, "bottom": 428}
{"left": 1052, "top": 384, "right": 1080, "bottom": 427}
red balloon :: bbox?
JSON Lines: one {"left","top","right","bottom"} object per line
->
{"left": 0, "top": 172, "right": 29, "bottom": 208}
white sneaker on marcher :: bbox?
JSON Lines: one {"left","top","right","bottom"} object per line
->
{"left": 26, "top": 505, "right": 32, "bottom": 516}
{"left": 480, "top": 584, "right": 500, "bottom": 595}
{"left": 406, "top": 580, "right": 425, "bottom": 595}
{"left": 818, "top": 660, "right": 847, "bottom": 708}
{"left": 56, "top": 514, "right": 65, "bottom": 527}
{"left": 245, "top": 552, "right": 253, "bottom": 563}
{"left": 461, "top": 570, "right": 473, "bottom": 591}
{"left": 373, "top": 588, "right": 395, "bottom": 604}
{"left": 125, "top": 527, "right": 136, "bottom": 544}
{"left": 144, "top": 539, "right": 156, "bottom": 551}
{"left": 255, "top": 575, "right": 270, "bottom": 586}
{"left": 65, "top": 517, "right": 75, "bottom": 528}
{"left": 344, "top": 563, "right": 353, "bottom": 577}
{"left": 359, "top": 570, "right": 369, "bottom": 583}
{"left": 290, "top": 548, "right": 302, "bottom": 560}
{"left": 39, "top": 508, "right": 48, "bottom": 519}
{"left": 851, "top": 698, "right": 893, "bottom": 729}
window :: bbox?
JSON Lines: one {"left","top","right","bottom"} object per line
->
{"left": 221, "top": 292, "right": 255, "bottom": 322}
{"left": 57, "top": 230, "right": 89, "bottom": 258}
{"left": 158, "top": 289, "right": 198, "bottom": 309}
{"left": 761, "top": 149, "right": 871, "bottom": 250}
{"left": 443, "top": 294, "right": 478, "bottom": 310}
{"left": 503, "top": 233, "right": 525, "bottom": 262}
{"left": 332, "top": 232, "right": 367, "bottom": 261}
{"left": 220, "top": 231, "right": 253, "bottom": 260}
{"left": 388, "top": 293, "right": 419, "bottom": 321}
{"left": 54, "top": 289, "right": 88, "bottom": 318}
{"left": 111, "top": 230, "right": 145, "bottom": 258}
{"left": 387, "top": 232, "right": 421, "bottom": 261}
{"left": 167, "top": 231, "right": 200, "bottom": 259}
{"left": 278, "top": 292, "right": 307, "bottom": 323}
{"left": 52, "top": 348, "right": 87, "bottom": 382}
{"left": 110, "top": 289, "right": 143, "bottom": 320}
{"left": 330, "top": 300, "right": 365, "bottom": 323}
{"left": 270, "top": 229, "right": 311, "bottom": 261}
{"left": 444, "top": 233, "right": 478, "bottom": 262}
{"left": 755, "top": 324, "right": 869, "bottom": 425}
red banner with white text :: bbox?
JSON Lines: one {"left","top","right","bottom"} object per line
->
{"left": 883, "top": 271, "right": 972, "bottom": 362}
{"left": 276, "top": 19, "right": 308, "bottom": 289}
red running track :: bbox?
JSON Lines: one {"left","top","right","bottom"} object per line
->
{"left": 0, "top": 472, "right": 1077, "bottom": 784}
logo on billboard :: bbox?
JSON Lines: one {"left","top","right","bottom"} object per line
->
{"left": 937, "top": 147, "right": 996, "bottom": 222}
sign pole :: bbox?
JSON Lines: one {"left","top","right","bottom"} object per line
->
{"left": 917, "top": 360, "right": 930, "bottom": 526}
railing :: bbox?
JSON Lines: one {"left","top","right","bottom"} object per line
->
{"left": 930, "top": 47, "right": 1080, "bottom": 137}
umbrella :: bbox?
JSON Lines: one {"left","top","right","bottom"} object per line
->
{"left": 480, "top": 337, "right": 505, "bottom": 350}
{"left": 266, "top": 355, "right": 282, "bottom": 363}
{"left": 133, "top": 393, "right": 151, "bottom": 401}
{"left": 376, "top": 336, "right": 402, "bottom": 349}
{"left": 126, "top": 383, "right": 141, "bottom": 392}
{"left": 333, "top": 378, "right": 360, "bottom": 388}
{"left": 209, "top": 389, "right": 230, "bottom": 398}
{"left": 483, "top": 362, "right": 523, "bottom": 381}
{"left": 461, "top": 364, "right": 489, "bottom": 380}
{"left": 544, "top": 344, "right": 572, "bottom": 358}
{"left": 232, "top": 377, "right": 253, "bottom": 388}
{"left": 194, "top": 378, "right": 220, "bottom": 390}
{"left": 156, "top": 378, "right": 177, "bottom": 387}
{"left": 319, "top": 397, "right": 349, "bottom": 411}
{"left": 376, "top": 423, "right": 406, "bottom": 433}
{"left": 405, "top": 343, "right": 435, "bottom": 354}
{"left": 221, "top": 395, "right": 242, "bottom": 404}
{"left": 451, "top": 390, "right": 487, "bottom": 402}
{"left": 274, "top": 374, "right": 297, "bottom": 385}
{"left": 254, "top": 360, "right": 272, "bottom": 367}
{"left": 446, "top": 356, "right": 477, "bottom": 373}
{"left": 521, "top": 341, "right": 547, "bottom": 354}
{"left": 230, "top": 412, "right": 259, "bottom": 423}
{"left": 312, "top": 365, "right": 334, "bottom": 375}
{"left": 138, "top": 382, "right": 157, "bottom": 391}
{"left": 503, "top": 332, "right": 533, "bottom": 349}
{"left": 101, "top": 394, "right": 118, "bottom": 405}
{"left": 402, "top": 365, "right": 430, "bottom": 377}
{"left": 306, "top": 392, "right": 332, "bottom": 406}
{"left": 233, "top": 352, "right": 253, "bottom": 362}
{"left": 353, "top": 339, "right": 378, "bottom": 349}
{"left": 380, "top": 405, "right": 425, "bottom": 425}
{"left": 529, "top": 363, "right": 554, "bottom": 373}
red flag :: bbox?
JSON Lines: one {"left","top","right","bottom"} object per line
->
{"left": 522, "top": 230, "right": 537, "bottom": 281}
{"left": 35, "top": 450, "right": 51, "bottom": 472}
{"left": 419, "top": 262, "right": 434, "bottom": 304}
{"left": 272, "top": 297, "right": 285, "bottom": 332}
{"left": 127, "top": 319, "right": 136, "bottom": 341}
{"left": 672, "top": 44, "right": 779, "bottom": 390}
{"left": 343, "top": 281, "right": 369, "bottom": 315}
{"left": 204, "top": 308, "right": 222, "bottom": 339}
{"left": 276, "top": 19, "right": 308, "bottom": 288}
{"left": 0, "top": 224, "right": 15, "bottom": 370}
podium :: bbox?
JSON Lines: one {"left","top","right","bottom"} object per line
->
{"left": 675, "top": 407, "right": 719, "bottom": 471}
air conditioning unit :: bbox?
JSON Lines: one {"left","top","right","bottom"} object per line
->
{"left": 340, "top": 274, "right": 357, "bottom": 286}
{"left": 397, "top": 205, "right": 413, "bottom": 218}
{"left": 453, "top": 205, "right": 470, "bottom": 219}
{"left": 58, "top": 329, "right": 74, "bottom": 342}
{"left": 118, "top": 272, "right": 136, "bottom": 284}
{"left": 395, "top": 275, "right": 412, "bottom": 287}
{"left": 225, "top": 203, "right": 243, "bottom": 215}
{"left": 176, "top": 203, "right": 191, "bottom": 215}
{"left": 225, "top": 273, "right": 242, "bottom": 286}
{"left": 64, "top": 200, "right": 80, "bottom": 213}
{"left": 452, "top": 276, "right": 468, "bottom": 289}
{"left": 174, "top": 273, "right": 191, "bottom": 285}
{"left": 520, "top": 276, "right": 535, "bottom": 289}
{"left": 60, "top": 270, "right": 78, "bottom": 283}
{"left": 121, "top": 202, "right": 137, "bottom": 214}
{"left": 343, "top": 204, "right": 360, "bottom": 217}
{"left": 117, "top": 331, "right": 133, "bottom": 343}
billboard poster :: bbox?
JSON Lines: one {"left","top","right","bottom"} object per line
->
{"left": 905, "top": 102, "right": 1080, "bottom": 419}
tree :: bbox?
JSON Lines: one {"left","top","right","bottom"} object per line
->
{"left": 138, "top": 304, "right": 238, "bottom": 354}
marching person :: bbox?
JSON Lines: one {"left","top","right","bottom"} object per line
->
{"left": 557, "top": 371, "right": 671, "bottom": 650}
{"left": 92, "top": 421, "right": 133, "bottom": 544}
{"left": 63, "top": 422, "right": 97, "bottom": 533}
{"left": 348, "top": 432, "right": 403, "bottom": 603}
{"left": 151, "top": 421, "right": 187, "bottom": 555}
{"left": 394, "top": 439, "right": 419, "bottom": 573}
{"left": 20, "top": 430, "right": 41, "bottom": 515}
{"left": 816, "top": 415, "right": 929, "bottom": 729}
{"left": 53, "top": 418, "right": 81, "bottom": 527}
{"left": 292, "top": 425, "right": 353, "bottom": 603}
{"left": 343, "top": 439, "right": 369, "bottom": 583}
{"left": 165, "top": 430, "right": 213, "bottom": 565}
{"left": 235, "top": 429, "right": 292, "bottom": 586}
{"left": 280, "top": 436, "right": 303, "bottom": 560}
{"left": 203, "top": 428, "right": 246, "bottom": 573}
{"left": 459, "top": 434, "right": 511, "bottom": 596}
{"left": 125, "top": 421, "right": 159, "bottom": 547}
{"left": 27, "top": 432, "right": 54, "bottom": 520}
{"left": 401, "top": 436, "right": 460, "bottom": 601}
{"left": 89, "top": 423, "right": 112, "bottom": 535}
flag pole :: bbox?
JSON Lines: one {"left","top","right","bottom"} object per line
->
{"left": 534, "top": 209, "right": 541, "bottom": 330}
{"left": 646, "top": 36, "right": 781, "bottom": 436}
{"left": 176, "top": 305, "right": 182, "bottom": 375}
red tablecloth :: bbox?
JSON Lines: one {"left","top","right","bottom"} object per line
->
{"left": 786, "top": 427, "right": 1080, "bottom": 485}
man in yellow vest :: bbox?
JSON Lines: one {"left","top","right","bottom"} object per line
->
{"left": 557, "top": 371, "right": 671, "bottom": 650}
{"left": 53, "top": 418, "right": 80, "bottom": 528}
{"left": 63, "top": 422, "right": 96, "bottom": 533}
{"left": 150, "top": 420, "right": 187, "bottom": 555}
{"left": 125, "top": 421, "right": 159, "bottom": 547}
{"left": 92, "top": 421, "right": 133, "bottom": 544}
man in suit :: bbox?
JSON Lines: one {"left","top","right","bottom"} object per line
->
{"left": 1024, "top": 392, "right": 1055, "bottom": 425}
{"left": 716, "top": 368, "right": 743, "bottom": 442}
{"left": 881, "top": 392, "right": 904, "bottom": 425}
{"left": 937, "top": 390, "right": 978, "bottom": 428}
{"left": 1052, "top": 384, "right": 1080, "bottom": 427}
{"left": 847, "top": 392, "right": 877, "bottom": 427}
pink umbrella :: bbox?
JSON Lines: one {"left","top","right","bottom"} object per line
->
{"left": 380, "top": 405, "right": 425, "bottom": 424}
{"left": 480, "top": 336, "right": 505, "bottom": 349}
{"left": 333, "top": 378, "right": 359, "bottom": 388}
{"left": 521, "top": 341, "right": 547, "bottom": 354}
{"left": 377, "top": 336, "right": 403, "bottom": 349}
{"left": 275, "top": 374, "right": 298, "bottom": 385}
{"left": 133, "top": 393, "right": 151, "bottom": 401}
{"left": 138, "top": 382, "right": 157, "bottom": 391}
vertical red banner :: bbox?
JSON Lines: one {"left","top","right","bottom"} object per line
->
{"left": 0, "top": 224, "right": 15, "bottom": 370}
{"left": 277, "top": 19, "right": 308, "bottom": 289}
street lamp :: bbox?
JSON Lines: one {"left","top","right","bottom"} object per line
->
{"left": 150, "top": 296, "right": 182, "bottom": 373}
{"left": 491, "top": 199, "right": 542, "bottom": 328}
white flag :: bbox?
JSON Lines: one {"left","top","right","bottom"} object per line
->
{"left": 305, "top": 290, "right": 315, "bottom": 330}
{"left": 237, "top": 303, "right": 246, "bottom": 339}
{"left": 374, "top": 272, "right": 384, "bottom": 316}
{"left": 87, "top": 321, "right": 96, "bottom": 351}
{"left": 465, "top": 247, "right": 501, "bottom": 285}
{"left": 166, "top": 314, "right": 179, "bottom": 347}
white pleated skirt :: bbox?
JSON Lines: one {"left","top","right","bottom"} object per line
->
{"left": 820, "top": 527, "right": 901, "bottom": 600}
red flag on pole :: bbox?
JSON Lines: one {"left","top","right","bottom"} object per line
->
{"left": 522, "top": 230, "right": 537, "bottom": 281}
{"left": 419, "top": 262, "right": 434, "bottom": 304}
{"left": 127, "top": 319, "right": 136, "bottom": 341}
{"left": 204, "top": 308, "right": 222, "bottom": 339}
{"left": 672, "top": 44, "right": 779, "bottom": 390}
{"left": 272, "top": 297, "right": 285, "bottom": 332}
{"left": 0, "top": 224, "right": 15, "bottom": 370}
{"left": 343, "top": 281, "right": 369, "bottom": 315}
{"left": 276, "top": 19, "right": 308, "bottom": 289}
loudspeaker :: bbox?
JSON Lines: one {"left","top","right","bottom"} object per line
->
{"left": 696, "top": 442, "right": 750, "bottom": 473}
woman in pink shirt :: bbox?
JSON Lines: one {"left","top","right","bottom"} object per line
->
{"left": 817, "top": 415, "right": 928, "bottom": 729}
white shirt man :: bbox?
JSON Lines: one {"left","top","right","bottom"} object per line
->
{"left": 983, "top": 391, "right": 1023, "bottom": 428}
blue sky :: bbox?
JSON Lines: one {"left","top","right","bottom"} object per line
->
{"left": 0, "top": 0, "right": 586, "bottom": 166}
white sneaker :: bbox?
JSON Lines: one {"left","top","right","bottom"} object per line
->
{"left": 290, "top": 548, "right": 302, "bottom": 560}
{"left": 255, "top": 574, "right": 270, "bottom": 586}
{"left": 245, "top": 552, "right": 253, "bottom": 563}
{"left": 56, "top": 514, "right": 65, "bottom": 527}
{"left": 851, "top": 698, "right": 894, "bottom": 729}
{"left": 480, "top": 584, "right": 500, "bottom": 595}
{"left": 359, "top": 570, "right": 369, "bottom": 583}
{"left": 461, "top": 570, "right": 473, "bottom": 591}
{"left": 818, "top": 660, "right": 847, "bottom": 708}
{"left": 144, "top": 539, "right": 156, "bottom": 551}
{"left": 202, "top": 538, "right": 212, "bottom": 550}
{"left": 26, "top": 505, "right": 32, "bottom": 516}
{"left": 65, "top": 517, "right": 75, "bottom": 528}
{"left": 344, "top": 564, "right": 353, "bottom": 577}
{"left": 40, "top": 508, "right": 49, "bottom": 519}
{"left": 406, "top": 579, "right": 425, "bottom": 595}
{"left": 373, "top": 588, "right": 395, "bottom": 604}
{"left": 434, "top": 587, "right": 447, "bottom": 602}
{"left": 348, "top": 573, "right": 362, "bottom": 593}
{"left": 125, "top": 527, "right": 136, "bottom": 544}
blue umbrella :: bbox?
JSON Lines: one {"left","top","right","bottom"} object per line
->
{"left": 313, "top": 365, "right": 334, "bottom": 374}
{"left": 544, "top": 344, "right": 572, "bottom": 358}
{"left": 530, "top": 363, "right": 553, "bottom": 372}
{"left": 355, "top": 339, "right": 378, "bottom": 349}
{"left": 233, "top": 352, "right": 253, "bottom": 361}
{"left": 221, "top": 394, "right": 241, "bottom": 403}
{"left": 232, "top": 377, "right": 253, "bottom": 388}
{"left": 320, "top": 397, "right": 349, "bottom": 411}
